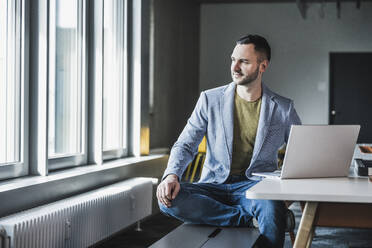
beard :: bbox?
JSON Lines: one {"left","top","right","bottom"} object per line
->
{"left": 232, "top": 66, "right": 260, "bottom": 86}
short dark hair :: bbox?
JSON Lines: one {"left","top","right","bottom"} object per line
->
{"left": 236, "top": 34, "right": 271, "bottom": 62}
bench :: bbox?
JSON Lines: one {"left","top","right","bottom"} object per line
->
{"left": 149, "top": 223, "right": 260, "bottom": 248}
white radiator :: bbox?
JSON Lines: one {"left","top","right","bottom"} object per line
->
{"left": 0, "top": 177, "right": 155, "bottom": 248}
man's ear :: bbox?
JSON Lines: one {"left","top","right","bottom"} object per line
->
{"left": 260, "top": 60, "right": 269, "bottom": 73}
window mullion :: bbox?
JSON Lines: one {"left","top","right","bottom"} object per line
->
{"left": 77, "top": 0, "right": 84, "bottom": 159}
{"left": 14, "top": 0, "right": 22, "bottom": 164}
{"left": 81, "top": 0, "right": 87, "bottom": 163}
{"left": 48, "top": 0, "right": 56, "bottom": 158}
{"left": 6, "top": 0, "right": 15, "bottom": 162}
{"left": 120, "top": 0, "right": 124, "bottom": 151}
{"left": 123, "top": 0, "right": 128, "bottom": 152}
{"left": 22, "top": 0, "right": 30, "bottom": 174}
{"left": 88, "top": 0, "right": 103, "bottom": 165}
{"left": 15, "top": 0, "right": 20, "bottom": 161}
{"left": 29, "top": 0, "right": 49, "bottom": 176}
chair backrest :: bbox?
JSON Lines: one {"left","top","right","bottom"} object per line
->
{"left": 183, "top": 137, "right": 206, "bottom": 182}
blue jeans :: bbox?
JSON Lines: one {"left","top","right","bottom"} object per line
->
{"left": 159, "top": 175, "right": 286, "bottom": 248}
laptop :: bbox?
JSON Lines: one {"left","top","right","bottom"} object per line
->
{"left": 252, "top": 125, "right": 360, "bottom": 179}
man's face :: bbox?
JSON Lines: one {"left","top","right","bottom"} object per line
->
{"left": 230, "top": 44, "right": 264, "bottom": 86}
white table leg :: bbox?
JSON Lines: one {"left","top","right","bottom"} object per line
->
{"left": 294, "top": 201, "right": 318, "bottom": 248}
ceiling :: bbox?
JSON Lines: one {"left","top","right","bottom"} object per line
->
{"left": 197, "top": 0, "right": 371, "bottom": 3}
{"left": 195, "top": 0, "right": 371, "bottom": 19}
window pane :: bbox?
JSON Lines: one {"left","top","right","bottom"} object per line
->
{"left": 0, "top": 0, "right": 21, "bottom": 165}
{"left": 103, "top": 0, "right": 127, "bottom": 152}
{"left": 48, "top": 0, "right": 83, "bottom": 158}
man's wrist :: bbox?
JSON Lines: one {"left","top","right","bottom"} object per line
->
{"left": 165, "top": 174, "right": 179, "bottom": 182}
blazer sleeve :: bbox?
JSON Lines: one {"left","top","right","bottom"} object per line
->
{"left": 162, "top": 91, "right": 208, "bottom": 181}
{"left": 285, "top": 100, "right": 302, "bottom": 143}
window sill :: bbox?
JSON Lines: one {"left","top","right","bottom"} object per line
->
{"left": 0, "top": 154, "right": 168, "bottom": 218}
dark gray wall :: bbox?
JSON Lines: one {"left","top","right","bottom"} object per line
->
{"left": 150, "top": 0, "right": 200, "bottom": 149}
{"left": 200, "top": 2, "right": 372, "bottom": 124}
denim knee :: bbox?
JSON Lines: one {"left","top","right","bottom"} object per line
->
{"left": 157, "top": 185, "right": 191, "bottom": 217}
{"left": 158, "top": 200, "right": 169, "bottom": 214}
{"left": 158, "top": 184, "right": 190, "bottom": 213}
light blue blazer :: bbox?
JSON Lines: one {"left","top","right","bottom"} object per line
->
{"left": 163, "top": 82, "right": 301, "bottom": 183}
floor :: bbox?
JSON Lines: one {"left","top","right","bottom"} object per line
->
{"left": 288, "top": 203, "right": 372, "bottom": 248}
{"left": 95, "top": 202, "right": 372, "bottom": 248}
{"left": 94, "top": 213, "right": 182, "bottom": 248}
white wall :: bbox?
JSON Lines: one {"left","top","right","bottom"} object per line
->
{"left": 200, "top": 2, "right": 372, "bottom": 124}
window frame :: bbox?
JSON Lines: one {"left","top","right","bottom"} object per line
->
{"left": 0, "top": 0, "right": 29, "bottom": 180}
{"left": 47, "top": 0, "right": 88, "bottom": 171}
{"left": 101, "top": 0, "right": 129, "bottom": 161}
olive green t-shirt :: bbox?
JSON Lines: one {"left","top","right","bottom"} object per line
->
{"left": 230, "top": 92, "right": 262, "bottom": 176}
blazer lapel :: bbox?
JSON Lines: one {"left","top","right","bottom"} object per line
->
{"left": 251, "top": 84, "right": 276, "bottom": 162}
{"left": 220, "top": 82, "right": 236, "bottom": 165}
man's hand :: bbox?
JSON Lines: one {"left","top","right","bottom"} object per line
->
{"left": 157, "top": 174, "right": 180, "bottom": 208}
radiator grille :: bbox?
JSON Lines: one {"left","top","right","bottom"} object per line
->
{"left": 0, "top": 177, "right": 154, "bottom": 248}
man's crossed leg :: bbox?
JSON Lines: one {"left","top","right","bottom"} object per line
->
{"left": 159, "top": 177, "right": 286, "bottom": 248}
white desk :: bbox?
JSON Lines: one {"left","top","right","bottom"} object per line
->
{"left": 246, "top": 177, "right": 372, "bottom": 248}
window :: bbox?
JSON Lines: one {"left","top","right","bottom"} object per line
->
{"left": 0, "top": 0, "right": 27, "bottom": 180}
{"left": 48, "top": 0, "right": 87, "bottom": 169}
{"left": 0, "top": 0, "right": 146, "bottom": 181}
{"left": 102, "top": 0, "right": 128, "bottom": 160}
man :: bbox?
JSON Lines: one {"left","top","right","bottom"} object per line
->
{"left": 157, "top": 34, "right": 301, "bottom": 247}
